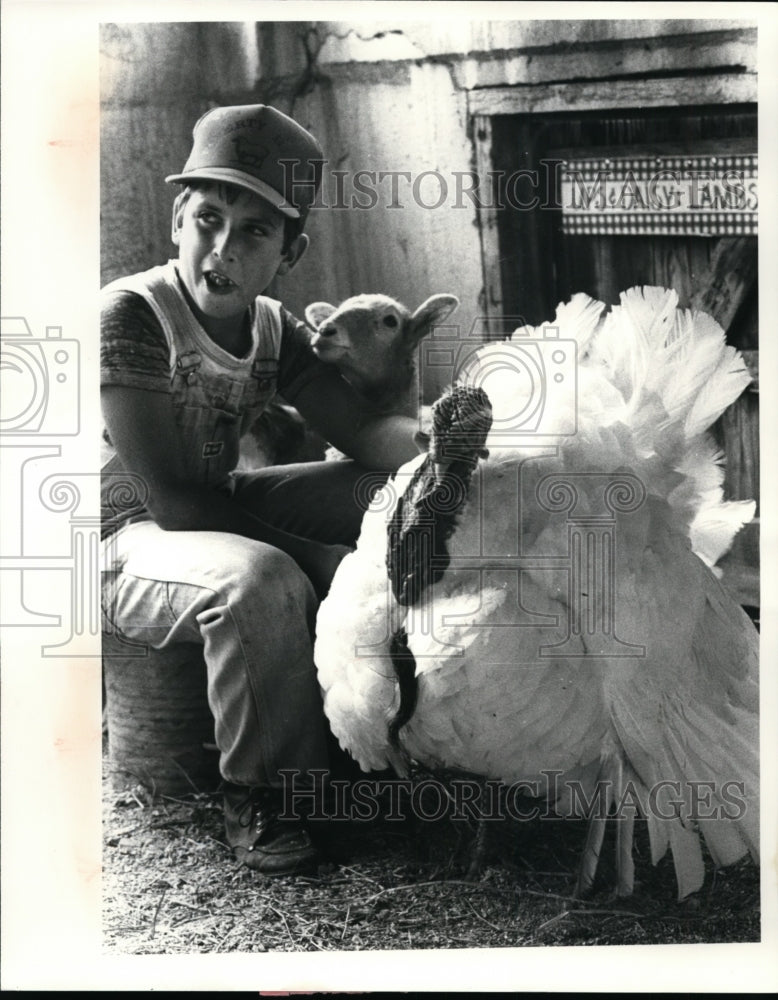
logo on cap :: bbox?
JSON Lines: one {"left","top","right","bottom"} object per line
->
{"left": 233, "top": 136, "right": 270, "bottom": 170}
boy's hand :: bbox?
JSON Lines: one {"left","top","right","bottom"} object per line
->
{"left": 291, "top": 371, "right": 423, "bottom": 472}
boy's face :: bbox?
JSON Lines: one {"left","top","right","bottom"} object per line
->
{"left": 172, "top": 186, "right": 299, "bottom": 322}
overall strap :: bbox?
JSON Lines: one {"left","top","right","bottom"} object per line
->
{"left": 102, "top": 261, "right": 201, "bottom": 373}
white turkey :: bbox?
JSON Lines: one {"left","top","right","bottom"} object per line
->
{"left": 314, "top": 286, "right": 759, "bottom": 900}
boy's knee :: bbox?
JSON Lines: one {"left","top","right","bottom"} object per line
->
{"left": 228, "top": 542, "right": 315, "bottom": 605}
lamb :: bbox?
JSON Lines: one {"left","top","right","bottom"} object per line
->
{"left": 304, "top": 293, "right": 459, "bottom": 426}
{"left": 239, "top": 293, "right": 459, "bottom": 469}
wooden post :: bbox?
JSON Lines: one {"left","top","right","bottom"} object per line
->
{"left": 689, "top": 237, "right": 757, "bottom": 331}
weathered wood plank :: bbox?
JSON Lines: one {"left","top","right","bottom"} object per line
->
{"left": 101, "top": 103, "right": 205, "bottom": 283}
{"left": 468, "top": 74, "right": 757, "bottom": 116}
{"left": 550, "top": 137, "right": 757, "bottom": 162}
{"left": 315, "top": 21, "right": 756, "bottom": 66}
{"left": 449, "top": 37, "right": 756, "bottom": 90}
{"left": 741, "top": 350, "right": 759, "bottom": 390}
{"left": 718, "top": 518, "right": 760, "bottom": 607}
{"left": 718, "top": 556, "right": 760, "bottom": 609}
{"left": 315, "top": 34, "right": 756, "bottom": 88}
{"left": 265, "top": 65, "right": 486, "bottom": 404}
{"left": 718, "top": 390, "right": 760, "bottom": 507}
{"left": 689, "top": 237, "right": 757, "bottom": 333}
{"left": 472, "top": 114, "right": 505, "bottom": 340}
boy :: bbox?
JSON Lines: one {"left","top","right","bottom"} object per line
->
{"left": 101, "top": 105, "right": 421, "bottom": 874}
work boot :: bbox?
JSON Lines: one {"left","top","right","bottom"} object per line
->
{"left": 223, "top": 783, "right": 321, "bottom": 875}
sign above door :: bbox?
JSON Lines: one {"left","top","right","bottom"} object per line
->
{"left": 559, "top": 152, "right": 757, "bottom": 237}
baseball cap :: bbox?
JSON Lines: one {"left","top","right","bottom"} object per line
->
{"left": 165, "top": 104, "right": 324, "bottom": 220}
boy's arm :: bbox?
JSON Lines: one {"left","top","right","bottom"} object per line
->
{"left": 102, "top": 384, "right": 347, "bottom": 597}
{"left": 289, "top": 370, "right": 423, "bottom": 471}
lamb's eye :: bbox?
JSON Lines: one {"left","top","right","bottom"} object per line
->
{"left": 383, "top": 314, "right": 399, "bottom": 328}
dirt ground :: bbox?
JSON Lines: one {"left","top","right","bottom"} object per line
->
{"left": 102, "top": 745, "right": 760, "bottom": 955}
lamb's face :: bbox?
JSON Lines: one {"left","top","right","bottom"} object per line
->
{"left": 307, "top": 295, "right": 412, "bottom": 378}
{"left": 304, "top": 292, "right": 459, "bottom": 403}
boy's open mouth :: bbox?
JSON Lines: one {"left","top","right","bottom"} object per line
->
{"left": 203, "top": 270, "right": 238, "bottom": 293}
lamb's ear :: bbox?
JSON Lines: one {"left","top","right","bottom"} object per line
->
{"left": 305, "top": 302, "right": 337, "bottom": 330}
{"left": 408, "top": 294, "right": 460, "bottom": 346}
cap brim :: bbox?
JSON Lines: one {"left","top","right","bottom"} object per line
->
{"left": 164, "top": 167, "right": 300, "bottom": 219}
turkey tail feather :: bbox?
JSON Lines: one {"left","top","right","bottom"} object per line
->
{"left": 576, "top": 814, "right": 608, "bottom": 898}
{"left": 616, "top": 812, "right": 636, "bottom": 898}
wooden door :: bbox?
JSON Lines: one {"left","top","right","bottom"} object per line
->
{"left": 486, "top": 106, "right": 758, "bottom": 610}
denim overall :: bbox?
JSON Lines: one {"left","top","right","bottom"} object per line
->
{"left": 101, "top": 261, "right": 283, "bottom": 516}
{"left": 100, "top": 262, "right": 342, "bottom": 786}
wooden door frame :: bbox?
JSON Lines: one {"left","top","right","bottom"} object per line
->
{"left": 468, "top": 74, "right": 758, "bottom": 336}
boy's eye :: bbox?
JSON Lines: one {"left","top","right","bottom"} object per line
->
{"left": 198, "top": 211, "right": 220, "bottom": 225}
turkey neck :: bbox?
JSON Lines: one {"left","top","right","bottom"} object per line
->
{"left": 386, "top": 455, "right": 476, "bottom": 606}
{"left": 384, "top": 452, "right": 483, "bottom": 757}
